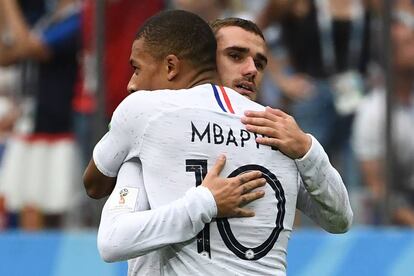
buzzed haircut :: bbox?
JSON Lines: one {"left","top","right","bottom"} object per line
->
{"left": 210, "top": 17, "right": 266, "bottom": 42}
{"left": 136, "top": 10, "right": 216, "bottom": 69}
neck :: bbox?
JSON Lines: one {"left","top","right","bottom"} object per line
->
{"left": 189, "top": 71, "right": 221, "bottom": 88}
{"left": 183, "top": 65, "right": 221, "bottom": 88}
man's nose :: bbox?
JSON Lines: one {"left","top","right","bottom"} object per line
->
{"left": 127, "top": 76, "right": 137, "bottom": 94}
{"left": 242, "top": 57, "right": 257, "bottom": 79}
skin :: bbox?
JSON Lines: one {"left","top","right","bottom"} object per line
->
{"left": 0, "top": 0, "right": 61, "bottom": 66}
{"left": 215, "top": 26, "right": 267, "bottom": 101}
{"left": 215, "top": 26, "right": 311, "bottom": 158}
{"left": 127, "top": 39, "right": 168, "bottom": 92}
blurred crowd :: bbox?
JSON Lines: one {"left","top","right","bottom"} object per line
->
{"left": 0, "top": 0, "right": 413, "bottom": 231}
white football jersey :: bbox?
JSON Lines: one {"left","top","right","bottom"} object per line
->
{"left": 95, "top": 84, "right": 300, "bottom": 275}
{"left": 96, "top": 83, "right": 354, "bottom": 275}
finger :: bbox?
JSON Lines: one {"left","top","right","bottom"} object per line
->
{"left": 243, "top": 110, "right": 265, "bottom": 117}
{"left": 234, "top": 170, "right": 262, "bottom": 185}
{"left": 244, "top": 110, "right": 277, "bottom": 121}
{"left": 245, "top": 109, "right": 283, "bottom": 120}
{"left": 265, "top": 107, "right": 288, "bottom": 118}
{"left": 255, "top": 136, "right": 282, "bottom": 148}
{"left": 241, "top": 116, "right": 273, "bottom": 127}
{"left": 207, "top": 154, "right": 226, "bottom": 177}
{"left": 245, "top": 125, "right": 278, "bottom": 138}
{"left": 241, "top": 178, "right": 266, "bottom": 194}
{"left": 239, "top": 190, "right": 265, "bottom": 206}
{"left": 232, "top": 208, "right": 255, "bottom": 218}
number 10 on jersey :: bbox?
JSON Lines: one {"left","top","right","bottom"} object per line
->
{"left": 186, "top": 159, "right": 286, "bottom": 261}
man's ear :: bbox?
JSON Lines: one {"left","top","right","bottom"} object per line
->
{"left": 165, "top": 54, "right": 180, "bottom": 81}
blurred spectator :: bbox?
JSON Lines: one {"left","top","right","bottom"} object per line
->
{"left": 255, "top": 0, "right": 377, "bottom": 189}
{"left": 74, "top": 0, "right": 164, "bottom": 165}
{"left": 0, "top": 0, "right": 82, "bottom": 230}
{"left": 352, "top": 3, "right": 414, "bottom": 226}
{"left": 171, "top": 0, "right": 230, "bottom": 21}
{"left": 73, "top": 0, "right": 164, "bottom": 227}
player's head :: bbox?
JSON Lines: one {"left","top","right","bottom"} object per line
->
{"left": 127, "top": 10, "right": 217, "bottom": 93}
{"left": 210, "top": 18, "right": 268, "bottom": 101}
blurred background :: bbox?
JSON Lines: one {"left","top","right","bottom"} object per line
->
{"left": 0, "top": 0, "right": 413, "bottom": 275}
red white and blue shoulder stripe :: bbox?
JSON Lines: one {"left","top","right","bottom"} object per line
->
{"left": 211, "top": 84, "right": 235, "bottom": 114}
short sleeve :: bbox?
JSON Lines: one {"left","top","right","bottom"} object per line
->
{"left": 93, "top": 93, "right": 156, "bottom": 177}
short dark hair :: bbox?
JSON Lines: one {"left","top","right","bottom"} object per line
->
{"left": 136, "top": 10, "right": 216, "bottom": 69}
{"left": 210, "top": 17, "right": 266, "bottom": 42}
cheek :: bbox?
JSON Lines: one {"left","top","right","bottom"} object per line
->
{"left": 135, "top": 73, "right": 154, "bottom": 91}
{"left": 218, "top": 69, "right": 235, "bottom": 86}
{"left": 218, "top": 63, "right": 239, "bottom": 79}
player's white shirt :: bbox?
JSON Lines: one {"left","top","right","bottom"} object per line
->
{"left": 96, "top": 84, "right": 353, "bottom": 275}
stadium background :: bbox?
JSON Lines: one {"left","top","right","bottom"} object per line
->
{"left": 1, "top": 0, "right": 414, "bottom": 275}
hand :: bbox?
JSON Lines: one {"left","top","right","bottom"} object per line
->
{"left": 202, "top": 155, "right": 266, "bottom": 218}
{"left": 241, "top": 107, "right": 312, "bottom": 159}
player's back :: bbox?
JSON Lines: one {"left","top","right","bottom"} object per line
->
{"left": 127, "top": 84, "right": 300, "bottom": 275}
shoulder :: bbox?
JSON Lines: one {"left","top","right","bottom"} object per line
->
{"left": 117, "top": 90, "right": 163, "bottom": 110}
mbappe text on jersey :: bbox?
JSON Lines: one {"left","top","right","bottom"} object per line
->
{"left": 191, "top": 121, "right": 277, "bottom": 150}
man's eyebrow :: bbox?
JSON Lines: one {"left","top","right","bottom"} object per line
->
{"left": 224, "top": 46, "right": 249, "bottom": 53}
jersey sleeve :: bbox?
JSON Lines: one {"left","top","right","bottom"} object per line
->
{"left": 97, "top": 160, "right": 217, "bottom": 262}
{"left": 93, "top": 93, "right": 149, "bottom": 177}
{"left": 295, "top": 135, "right": 353, "bottom": 233}
{"left": 39, "top": 12, "right": 81, "bottom": 55}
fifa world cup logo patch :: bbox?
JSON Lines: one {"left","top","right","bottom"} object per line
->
{"left": 119, "top": 188, "right": 129, "bottom": 205}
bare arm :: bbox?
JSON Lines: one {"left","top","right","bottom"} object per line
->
{"left": 83, "top": 159, "right": 116, "bottom": 199}
{"left": 255, "top": 0, "right": 291, "bottom": 30}
{"left": 0, "top": 0, "right": 51, "bottom": 66}
{"left": 256, "top": 1, "right": 314, "bottom": 102}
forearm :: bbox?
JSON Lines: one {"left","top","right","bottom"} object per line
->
{"left": 0, "top": 0, "right": 27, "bottom": 62}
{"left": 97, "top": 186, "right": 217, "bottom": 262}
{"left": 296, "top": 136, "right": 353, "bottom": 233}
{"left": 0, "top": 0, "right": 49, "bottom": 65}
{"left": 83, "top": 159, "right": 116, "bottom": 199}
{"left": 255, "top": 0, "right": 290, "bottom": 29}
{"left": 1, "top": 0, "right": 30, "bottom": 38}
